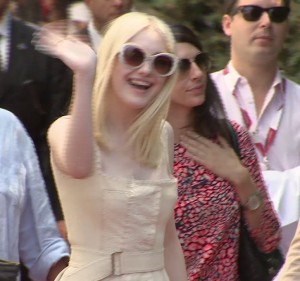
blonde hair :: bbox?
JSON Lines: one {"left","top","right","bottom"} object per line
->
{"left": 92, "top": 11, "right": 177, "bottom": 168}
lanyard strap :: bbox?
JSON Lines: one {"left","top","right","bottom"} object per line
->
{"left": 232, "top": 79, "right": 285, "bottom": 160}
{"left": 253, "top": 106, "right": 283, "bottom": 158}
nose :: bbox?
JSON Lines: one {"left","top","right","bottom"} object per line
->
{"left": 191, "top": 62, "right": 205, "bottom": 80}
{"left": 259, "top": 11, "right": 272, "bottom": 27}
{"left": 136, "top": 60, "right": 152, "bottom": 76}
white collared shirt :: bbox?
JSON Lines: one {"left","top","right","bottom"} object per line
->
{"left": 67, "top": 2, "right": 92, "bottom": 23}
{"left": 0, "top": 109, "right": 69, "bottom": 280}
{"left": 212, "top": 62, "right": 300, "bottom": 172}
{"left": 87, "top": 21, "right": 102, "bottom": 52}
{"left": 212, "top": 63, "right": 300, "bottom": 255}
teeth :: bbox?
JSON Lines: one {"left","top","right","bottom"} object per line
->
{"left": 130, "top": 79, "right": 151, "bottom": 87}
{"left": 130, "top": 79, "right": 152, "bottom": 90}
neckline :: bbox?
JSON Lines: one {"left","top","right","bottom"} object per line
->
{"left": 93, "top": 143, "right": 177, "bottom": 184}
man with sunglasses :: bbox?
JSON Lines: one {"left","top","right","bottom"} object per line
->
{"left": 211, "top": 0, "right": 300, "bottom": 259}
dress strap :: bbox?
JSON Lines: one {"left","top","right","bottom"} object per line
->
{"left": 161, "top": 121, "right": 174, "bottom": 178}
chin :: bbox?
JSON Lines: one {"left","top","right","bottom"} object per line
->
{"left": 193, "top": 97, "right": 205, "bottom": 106}
{"left": 126, "top": 99, "right": 151, "bottom": 111}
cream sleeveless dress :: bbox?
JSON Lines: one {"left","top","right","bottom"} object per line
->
{"left": 51, "top": 122, "right": 178, "bottom": 281}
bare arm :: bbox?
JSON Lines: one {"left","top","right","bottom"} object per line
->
{"left": 164, "top": 215, "right": 188, "bottom": 281}
{"left": 35, "top": 23, "right": 97, "bottom": 178}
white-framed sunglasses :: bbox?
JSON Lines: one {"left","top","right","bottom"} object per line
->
{"left": 118, "top": 43, "right": 178, "bottom": 77}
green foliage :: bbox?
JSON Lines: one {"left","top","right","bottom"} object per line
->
{"left": 135, "top": 0, "right": 300, "bottom": 83}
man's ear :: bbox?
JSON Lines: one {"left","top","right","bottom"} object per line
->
{"left": 222, "top": 14, "right": 233, "bottom": 37}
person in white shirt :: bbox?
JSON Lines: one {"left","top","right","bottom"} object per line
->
{"left": 83, "top": 0, "right": 133, "bottom": 50}
{"left": 0, "top": 108, "right": 69, "bottom": 280}
{"left": 67, "top": 1, "right": 92, "bottom": 25}
{"left": 211, "top": 0, "right": 300, "bottom": 258}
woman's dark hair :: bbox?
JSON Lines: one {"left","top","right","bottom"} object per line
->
{"left": 170, "top": 23, "right": 236, "bottom": 147}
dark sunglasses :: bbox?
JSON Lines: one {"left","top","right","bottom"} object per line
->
{"left": 178, "top": 52, "right": 211, "bottom": 74}
{"left": 231, "top": 5, "right": 290, "bottom": 23}
{"left": 118, "top": 43, "right": 178, "bottom": 77}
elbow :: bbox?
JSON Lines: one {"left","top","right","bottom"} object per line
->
{"left": 64, "top": 163, "right": 93, "bottom": 179}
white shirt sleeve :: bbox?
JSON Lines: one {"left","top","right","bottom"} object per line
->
{"left": 0, "top": 110, "right": 69, "bottom": 281}
{"left": 263, "top": 169, "right": 300, "bottom": 256}
{"left": 18, "top": 117, "right": 70, "bottom": 281}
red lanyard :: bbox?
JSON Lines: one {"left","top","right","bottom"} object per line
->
{"left": 253, "top": 107, "right": 283, "bottom": 159}
{"left": 232, "top": 79, "right": 285, "bottom": 164}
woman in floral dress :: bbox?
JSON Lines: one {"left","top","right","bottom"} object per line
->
{"left": 168, "top": 24, "right": 280, "bottom": 281}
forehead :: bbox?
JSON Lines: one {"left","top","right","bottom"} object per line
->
{"left": 129, "top": 27, "right": 168, "bottom": 54}
{"left": 237, "top": 0, "right": 284, "bottom": 6}
{"left": 175, "top": 43, "right": 200, "bottom": 58}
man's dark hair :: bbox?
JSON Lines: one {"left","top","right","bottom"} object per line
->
{"left": 224, "top": 0, "right": 290, "bottom": 14}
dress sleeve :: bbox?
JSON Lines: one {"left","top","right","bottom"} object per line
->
{"left": 16, "top": 119, "right": 69, "bottom": 281}
{"left": 233, "top": 121, "right": 281, "bottom": 253}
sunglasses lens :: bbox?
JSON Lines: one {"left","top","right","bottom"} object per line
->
{"left": 241, "top": 6, "right": 263, "bottom": 21}
{"left": 194, "top": 53, "right": 210, "bottom": 72}
{"left": 178, "top": 59, "right": 191, "bottom": 73}
{"left": 120, "top": 45, "right": 175, "bottom": 76}
{"left": 269, "top": 7, "right": 290, "bottom": 23}
{"left": 122, "top": 45, "right": 145, "bottom": 68}
{"left": 238, "top": 5, "right": 289, "bottom": 22}
{"left": 153, "top": 55, "right": 174, "bottom": 76}
{"left": 178, "top": 53, "right": 210, "bottom": 74}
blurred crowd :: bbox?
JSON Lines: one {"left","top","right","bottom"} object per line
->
{"left": 9, "top": 0, "right": 91, "bottom": 26}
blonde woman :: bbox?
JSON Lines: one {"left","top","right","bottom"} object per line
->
{"left": 34, "top": 12, "right": 187, "bottom": 281}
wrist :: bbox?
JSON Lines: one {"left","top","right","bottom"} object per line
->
{"left": 241, "top": 190, "right": 263, "bottom": 211}
{"left": 231, "top": 167, "right": 264, "bottom": 211}
{"left": 231, "top": 165, "right": 252, "bottom": 188}
{"left": 75, "top": 71, "right": 95, "bottom": 84}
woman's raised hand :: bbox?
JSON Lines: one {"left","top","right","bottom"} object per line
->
{"left": 33, "top": 20, "right": 97, "bottom": 75}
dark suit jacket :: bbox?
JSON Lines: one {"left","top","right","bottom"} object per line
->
{"left": 0, "top": 17, "right": 73, "bottom": 220}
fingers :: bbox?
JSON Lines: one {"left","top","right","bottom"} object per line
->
{"left": 31, "top": 19, "right": 90, "bottom": 56}
{"left": 180, "top": 131, "right": 210, "bottom": 164}
{"left": 179, "top": 131, "right": 234, "bottom": 162}
{"left": 180, "top": 131, "right": 213, "bottom": 150}
{"left": 218, "top": 136, "right": 230, "bottom": 149}
{"left": 181, "top": 131, "right": 232, "bottom": 152}
{"left": 39, "top": 19, "right": 82, "bottom": 35}
{"left": 32, "top": 28, "right": 65, "bottom": 57}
